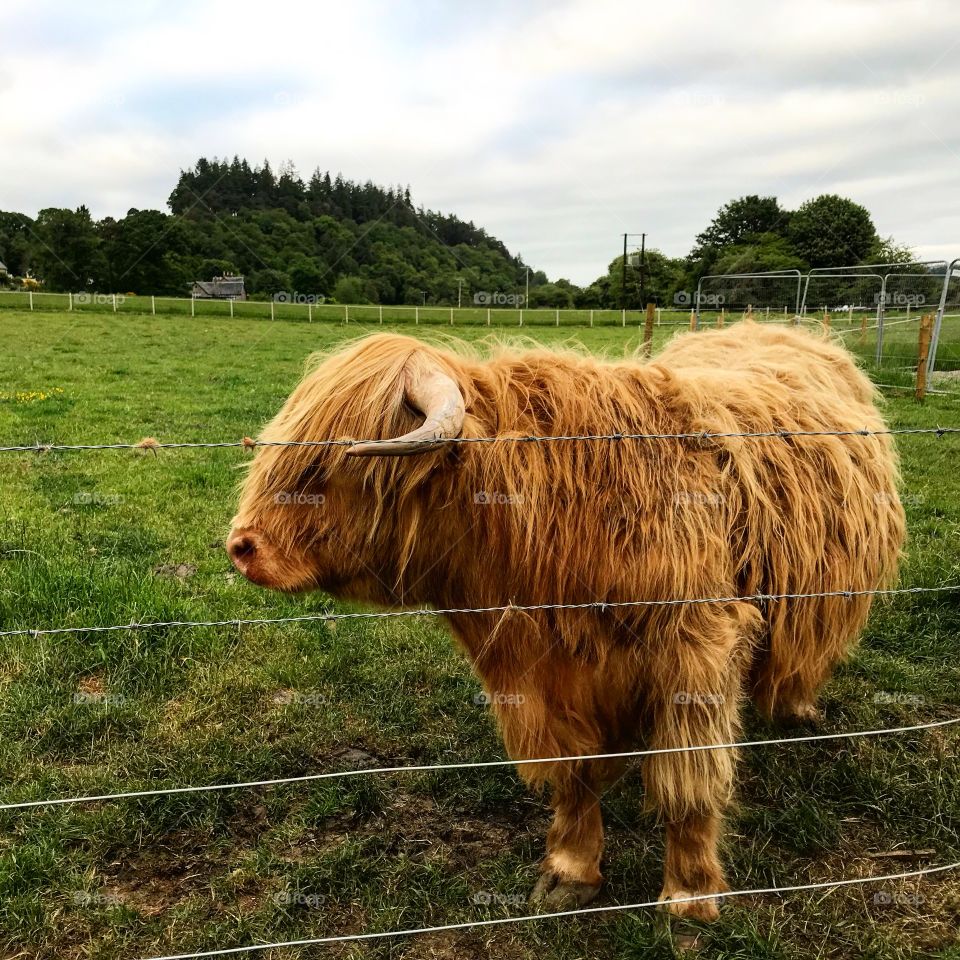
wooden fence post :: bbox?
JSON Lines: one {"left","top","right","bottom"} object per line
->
{"left": 824, "top": 309, "right": 831, "bottom": 331}
{"left": 916, "top": 313, "right": 933, "bottom": 401}
{"left": 860, "top": 311, "right": 867, "bottom": 343}
{"left": 689, "top": 309, "right": 696, "bottom": 330}
{"left": 717, "top": 308, "right": 724, "bottom": 329}
{"left": 642, "top": 302, "right": 655, "bottom": 357}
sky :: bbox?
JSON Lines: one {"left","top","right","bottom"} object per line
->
{"left": 1, "top": 0, "right": 958, "bottom": 284}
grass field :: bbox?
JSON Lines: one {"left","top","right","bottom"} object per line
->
{"left": 1, "top": 308, "right": 959, "bottom": 960}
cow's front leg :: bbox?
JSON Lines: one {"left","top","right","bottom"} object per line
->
{"left": 528, "top": 757, "right": 626, "bottom": 910}
{"left": 469, "top": 618, "right": 626, "bottom": 912}
{"left": 489, "top": 685, "right": 621, "bottom": 909}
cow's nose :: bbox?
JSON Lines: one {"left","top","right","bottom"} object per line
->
{"left": 227, "top": 528, "right": 261, "bottom": 571}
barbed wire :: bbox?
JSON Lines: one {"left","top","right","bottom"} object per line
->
{"left": 1, "top": 715, "right": 955, "bottom": 813}
{"left": 1, "top": 424, "right": 959, "bottom": 454}
{"left": 140, "top": 860, "right": 960, "bottom": 959}
{"left": 2, "top": 584, "right": 957, "bottom": 641}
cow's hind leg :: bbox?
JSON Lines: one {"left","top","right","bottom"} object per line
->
{"left": 751, "top": 595, "right": 874, "bottom": 725}
{"left": 642, "top": 602, "right": 759, "bottom": 922}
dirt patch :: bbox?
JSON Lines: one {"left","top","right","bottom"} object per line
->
{"left": 77, "top": 674, "right": 106, "bottom": 696}
{"left": 399, "top": 930, "right": 529, "bottom": 960}
{"left": 153, "top": 562, "right": 197, "bottom": 579}
{"left": 276, "top": 786, "right": 542, "bottom": 873}
{"left": 99, "top": 831, "right": 215, "bottom": 917}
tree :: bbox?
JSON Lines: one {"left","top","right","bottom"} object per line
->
{"left": 249, "top": 268, "right": 292, "bottom": 297}
{"left": 331, "top": 275, "right": 375, "bottom": 304}
{"left": 288, "top": 256, "right": 329, "bottom": 297}
{"left": 869, "top": 235, "right": 915, "bottom": 265}
{"left": 99, "top": 208, "right": 190, "bottom": 294}
{"left": 0, "top": 211, "right": 35, "bottom": 276}
{"left": 788, "top": 195, "right": 877, "bottom": 268}
{"left": 581, "top": 250, "right": 686, "bottom": 309}
{"left": 710, "top": 234, "right": 806, "bottom": 275}
{"left": 691, "top": 196, "right": 787, "bottom": 260}
{"left": 32, "top": 206, "right": 105, "bottom": 290}
{"left": 527, "top": 282, "right": 575, "bottom": 308}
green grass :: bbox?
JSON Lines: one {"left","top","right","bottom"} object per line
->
{"left": 0, "top": 308, "right": 958, "bottom": 959}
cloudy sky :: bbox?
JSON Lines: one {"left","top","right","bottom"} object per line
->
{"left": 1, "top": 0, "right": 957, "bottom": 284}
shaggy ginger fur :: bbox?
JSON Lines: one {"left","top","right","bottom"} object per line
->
{"left": 229, "top": 322, "right": 905, "bottom": 919}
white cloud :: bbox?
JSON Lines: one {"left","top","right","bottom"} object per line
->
{"left": 1, "top": 0, "right": 958, "bottom": 283}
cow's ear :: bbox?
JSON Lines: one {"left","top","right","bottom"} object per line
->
{"left": 346, "top": 353, "right": 464, "bottom": 457}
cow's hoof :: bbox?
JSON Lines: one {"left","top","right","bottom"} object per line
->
{"left": 658, "top": 887, "right": 723, "bottom": 922}
{"left": 530, "top": 871, "right": 601, "bottom": 912}
{"left": 778, "top": 701, "right": 821, "bottom": 728}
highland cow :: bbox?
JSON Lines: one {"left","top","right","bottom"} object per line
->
{"left": 227, "top": 323, "right": 904, "bottom": 919}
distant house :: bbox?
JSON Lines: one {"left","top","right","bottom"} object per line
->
{"left": 0, "top": 260, "right": 8, "bottom": 276}
{"left": 191, "top": 275, "right": 246, "bottom": 300}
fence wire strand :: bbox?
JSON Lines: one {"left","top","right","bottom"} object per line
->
{"left": 1, "top": 715, "right": 956, "bottom": 812}
{"left": 2, "top": 584, "right": 956, "bottom": 641}
{"left": 139, "top": 860, "right": 960, "bottom": 960}
{"left": 1, "top": 424, "right": 959, "bottom": 454}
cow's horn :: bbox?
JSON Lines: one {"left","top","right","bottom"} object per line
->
{"left": 346, "top": 355, "right": 465, "bottom": 457}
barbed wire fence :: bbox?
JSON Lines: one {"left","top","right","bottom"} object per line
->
{"left": 136, "top": 860, "right": 960, "bottom": 960}
{"left": 2, "top": 423, "right": 959, "bottom": 455}
{"left": 0, "top": 289, "right": 679, "bottom": 329}
{"left": 2, "top": 424, "right": 959, "bottom": 955}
